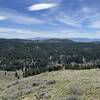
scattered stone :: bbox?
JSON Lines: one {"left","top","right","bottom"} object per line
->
{"left": 38, "top": 91, "right": 47, "bottom": 98}
{"left": 32, "top": 80, "right": 44, "bottom": 86}
{"left": 46, "top": 80, "right": 56, "bottom": 85}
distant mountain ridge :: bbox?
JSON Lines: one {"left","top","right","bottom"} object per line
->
{"left": 29, "top": 37, "right": 48, "bottom": 41}
{"left": 0, "top": 38, "right": 100, "bottom": 43}
{"left": 70, "top": 38, "right": 100, "bottom": 42}
{"left": 29, "top": 37, "right": 100, "bottom": 43}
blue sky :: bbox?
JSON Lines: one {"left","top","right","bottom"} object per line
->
{"left": 0, "top": 0, "right": 100, "bottom": 39}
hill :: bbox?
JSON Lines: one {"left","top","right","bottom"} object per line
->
{"left": 30, "top": 37, "right": 100, "bottom": 43}
{"left": 0, "top": 38, "right": 100, "bottom": 77}
{"left": 0, "top": 69, "right": 100, "bottom": 100}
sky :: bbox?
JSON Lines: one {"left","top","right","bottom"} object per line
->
{"left": 0, "top": 0, "right": 100, "bottom": 39}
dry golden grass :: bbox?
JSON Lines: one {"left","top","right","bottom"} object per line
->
{"left": 0, "top": 71, "right": 22, "bottom": 94}
{"left": 0, "top": 71, "right": 17, "bottom": 94}
{"left": 0, "top": 69, "right": 100, "bottom": 100}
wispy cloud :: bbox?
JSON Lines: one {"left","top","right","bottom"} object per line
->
{"left": 8, "top": 14, "right": 43, "bottom": 25}
{"left": 0, "top": 27, "right": 40, "bottom": 39}
{"left": 28, "top": 3, "right": 58, "bottom": 11}
{"left": 0, "top": 27, "right": 63, "bottom": 39}
{"left": 89, "top": 20, "right": 100, "bottom": 29}
{"left": 0, "top": 27, "right": 99, "bottom": 39}
{"left": 54, "top": 6, "right": 100, "bottom": 29}
{"left": 0, "top": 9, "right": 43, "bottom": 25}
{"left": 0, "top": 15, "right": 6, "bottom": 20}
{"left": 86, "top": 13, "right": 100, "bottom": 29}
{"left": 0, "top": 27, "right": 65, "bottom": 39}
{"left": 81, "top": 7, "right": 91, "bottom": 14}
{"left": 55, "top": 13, "right": 82, "bottom": 27}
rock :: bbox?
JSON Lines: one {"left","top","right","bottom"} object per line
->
{"left": 38, "top": 91, "right": 47, "bottom": 98}
{"left": 46, "top": 80, "right": 56, "bottom": 85}
{"left": 32, "top": 80, "right": 44, "bottom": 86}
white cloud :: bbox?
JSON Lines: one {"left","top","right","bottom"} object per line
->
{"left": 82, "top": 7, "right": 90, "bottom": 13}
{"left": 59, "top": 6, "right": 100, "bottom": 29}
{"left": 86, "top": 13, "right": 100, "bottom": 29}
{"left": 55, "top": 13, "right": 81, "bottom": 27}
{"left": 0, "top": 10, "right": 43, "bottom": 25}
{"left": 0, "top": 27, "right": 61, "bottom": 39}
{"left": 0, "top": 15, "right": 6, "bottom": 20}
{"left": 1, "top": 27, "right": 100, "bottom": 39}
{"left": 0, "top": 27, "right": 77, "bottom": 39}
{"left": 89, "top": 20, "right": 100, "bottom": 28}
{"left": 0, "top": 28, "right": 40, "bottom": 39}
{"left": 8, "top": 14, "right": 43, "bottom": 25}
{"left": 28, "top": 3, "right": 58, "bottom": 11}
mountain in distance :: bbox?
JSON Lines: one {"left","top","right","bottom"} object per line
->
{"left": 29, "top": 37, "right": 100, "bottom": 43}
{"left": 29, "top": 37, "right": 74, "bottom": 43}
{"left": 69, "top": 38, "right": 100, "bottom": 42}
{"left": 29, "top": 37, "right": 48, "bottom": 41}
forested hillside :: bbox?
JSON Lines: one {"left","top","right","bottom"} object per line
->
{"left": 0, "top": 38, "right": 100, "bottom": 77}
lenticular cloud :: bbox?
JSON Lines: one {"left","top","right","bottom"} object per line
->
{"left": 28, "top": 3, "right": 58, "bottom": 11}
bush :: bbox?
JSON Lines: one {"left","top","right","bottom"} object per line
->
{"left": 69, "top": 85, "right": 83, "bottom": 95}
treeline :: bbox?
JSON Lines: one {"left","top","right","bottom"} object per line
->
{"left": 22, "top": 61, "right": 100, "bottom": 77}
{"left": 0, "top": 39, "right": 100, "bottom": 77}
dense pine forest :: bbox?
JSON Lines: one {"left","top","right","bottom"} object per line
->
{"left": 0, "top": 38, "right": 100, "bottom": 77}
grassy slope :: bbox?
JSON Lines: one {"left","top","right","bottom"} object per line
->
{"left": 0, "top": 71, "right": 17, "bottom": 94}
{"left": 0, "top": 69, "right": 100, "bottom": 100}
{"left": 0, "top": 71, "right": 22, "bottom": 94}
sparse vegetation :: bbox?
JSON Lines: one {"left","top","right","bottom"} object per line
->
{"left": 0, "top": 69, "right": 100, "bottom": 100}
